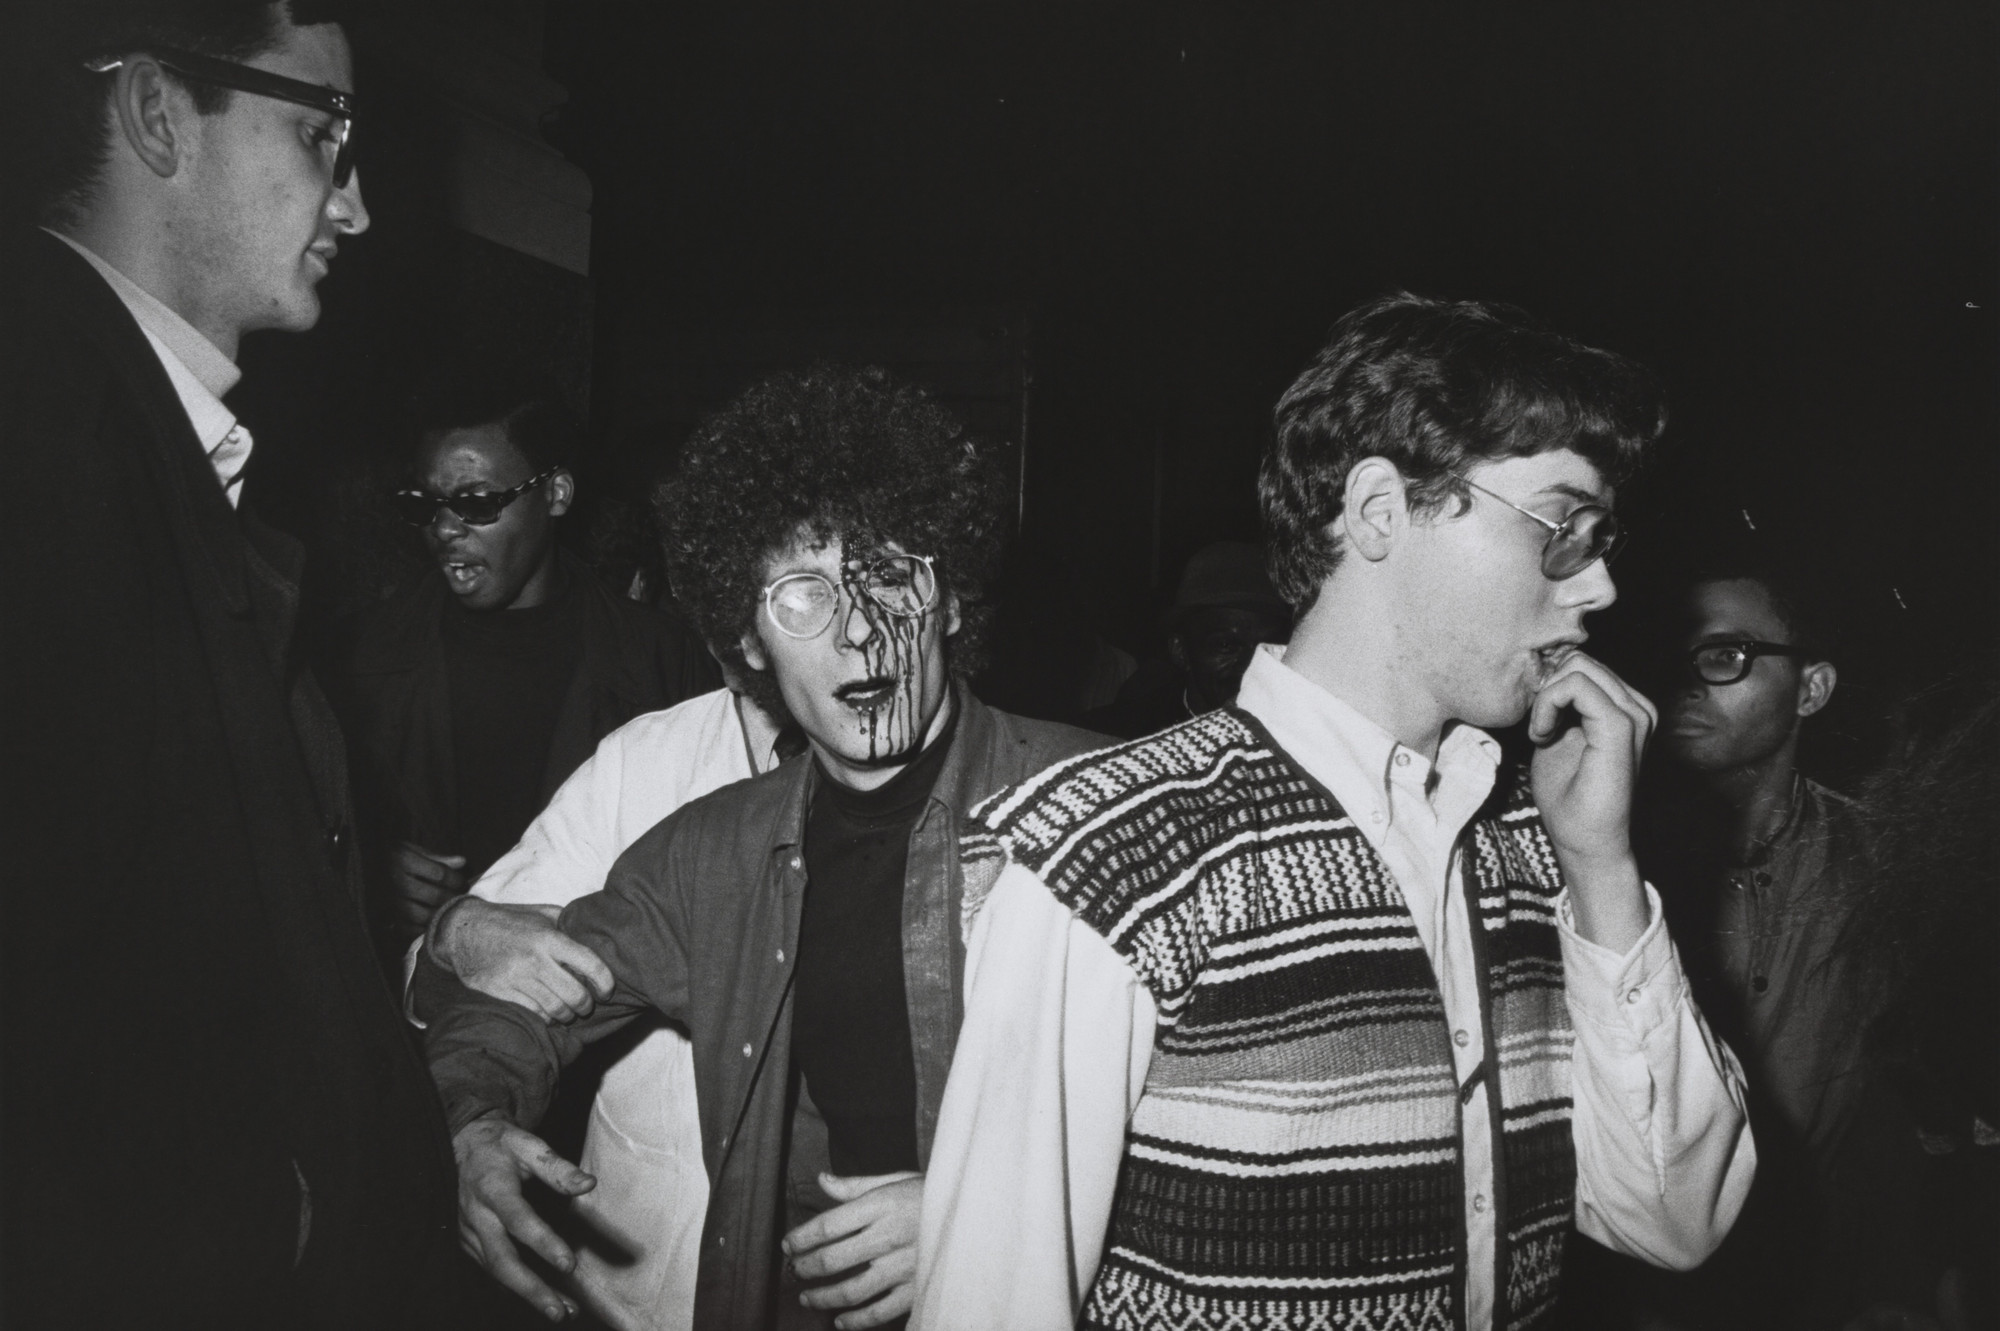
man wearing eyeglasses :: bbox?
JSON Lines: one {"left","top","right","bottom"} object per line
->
{"left": 1646, "top": 553, "right": 1891, "bottom": 1327}
{"left": 912, "top": 294, "right": 1756, "bottom": 1331}
{"left": 1, "top": 3, "right": 457, "bottom": 1329}
{"left": 408, "top": 367, "right": 1103, "bottom": 1329}
{"left": 332, "top": 368, "right": 718, "bottom": 960}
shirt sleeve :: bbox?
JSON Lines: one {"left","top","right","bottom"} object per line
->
{"left": 1560, "top": 880, "right": 1757, "bottom": 1269}
{"left": 418, "top": 818, "right": 695, "bottom": 1137}
{"left": 913, "top": 862, "right": 1156, "bottom": 1331}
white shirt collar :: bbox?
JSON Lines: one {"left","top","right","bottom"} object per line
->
{"left": 44, "top": 229, "right": 251, "bottom": 505}
{"left": 1235, "top": 643, "right": 1501, "bottom": 829}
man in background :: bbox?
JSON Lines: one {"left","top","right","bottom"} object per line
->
{"left": 1, "top": 2, "right": 456, "bottom": 1325}
{"left": 1645, "top": 550, "right": 1916, "bottom": 1327}
{"left": 334, "top": 369, "right": 718, "bottom": 956}
{"left": 1089, "top": 539, "right": 1291, "bottom": 737}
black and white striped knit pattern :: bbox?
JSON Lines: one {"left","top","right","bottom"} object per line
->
{"left": 974, "top": 708, "right": 1576, "bottom": 1331}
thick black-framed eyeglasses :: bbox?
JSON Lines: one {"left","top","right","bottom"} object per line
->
{"left": 763, "top": 554, "right": 938, "bottom": 640}
{"left": 84, "top": 47, "right": 357, "bottom": 187}
{"left": 391, "top": 469, "right": 557, "bottom": 528}
{"left": 1450, "top": 471, "right": 1625, "bottom": 580}
{"left": 1688, "top": 640, "right": 1807, "bottom": 686}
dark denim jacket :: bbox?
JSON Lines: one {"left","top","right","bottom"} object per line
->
{"left": 418, "top": 686, "right": 1103, "bottom": 1330}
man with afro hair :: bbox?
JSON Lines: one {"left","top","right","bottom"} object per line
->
{"left": 410, "top": 365, "right": 1104, "bottom": 1330}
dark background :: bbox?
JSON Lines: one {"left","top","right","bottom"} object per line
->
{"left": 236, "top": 0, "right": 1995, "bottom": 773}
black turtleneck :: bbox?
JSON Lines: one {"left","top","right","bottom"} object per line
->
{"left": 795, "top": 700, "right": 959, "bottom": 1176}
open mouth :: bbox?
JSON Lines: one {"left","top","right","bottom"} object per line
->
{"left": 441, "top": 560, "right": 483, "bottom": 591}
{"left": 1532, "top": 641, "right": 1582, "bottom": 685}
{"left": 834, "top": 675, "right": 900, "bottom": 710}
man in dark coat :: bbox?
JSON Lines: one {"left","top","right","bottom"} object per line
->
{"left": 332, "top": 375, "right": 719, "bottom": 956}
{"left": 0, "top": 4, "right": 457, "bottom": 1326}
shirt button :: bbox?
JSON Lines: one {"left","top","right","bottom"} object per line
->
{"left": 1751, "top": 976, "right": 1769, "bottom": 994}
{"left": 742, "top": 1043, "right": 754, "bottom": 1058}
{"left": 1394, "top": 751, "right": 1410, "bottom": 767}
{"left": 1624, "top": 988, "right": 1643, "bottom": 1005}
{"left": 1472, "top": 1193, "right": 1488, "bottom": 1214}
{"left": 789, "top": 857, "right": 802, "bottom": 871}
{"left": 717, "top": 1235, "right": 726, "bottom": 1248}
{"left": 775, "top": 949, "right": 785, "bottom": 964}
{"left": 1452, "top": 1029, "right": 1470, "bottom": 1048}
{"left": 720, "top": 1135, "right": 730, "bottom": 1149}
{"left": 1369, "top": 810, "right": 1384, "bottom": 823}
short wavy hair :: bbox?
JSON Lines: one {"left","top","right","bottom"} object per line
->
{"left": 655, "top": 365, "right": 1009, "bottom": 716}
{"left": 1261, "top": 292, "right": 1666, "bottom": 611}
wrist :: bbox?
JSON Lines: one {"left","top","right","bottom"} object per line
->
{"left": 426, "top": 893, "right": 477, "bottom": 970}
{"left": 1555, "top": 850, "right": 1647, "bottom": 952}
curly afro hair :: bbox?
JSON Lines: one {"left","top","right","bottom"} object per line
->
{"left": 655, "top": 365, "right": 1009, "bottom": 717}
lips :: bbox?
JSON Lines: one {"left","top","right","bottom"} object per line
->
{"left": 1531, "top": 639, "right": 1585, "bottom": 685}
{"left": 441, "top": 559, "right": 484, "bottom": 592}
{"left": 835, "top": 676, "right": 899, "bottom": 710}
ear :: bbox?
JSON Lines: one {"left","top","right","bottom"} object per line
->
{"left": 1332, "top": 456, "right": 1406, "bottom": 564}
{"left": 545, "top": 469, "right": 574, "bottom": 518}
{"left": 940, "top": 588, "right": 962, "bottom": 640}
{"left": 1797, "top": 659, "right": 1837, "bottom": 719}
{"left": 112, "top": 56, "right": 189, "bottom": 180}
{"left": 739, "top": 624, "right": 771, "bottom": 674}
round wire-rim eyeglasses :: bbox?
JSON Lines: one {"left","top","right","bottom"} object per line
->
{"left": 762, "top": 554, "right": 938, "bottom": 640}
{"left": 1449, "top": 471, "right": 1625, "bottom": 580}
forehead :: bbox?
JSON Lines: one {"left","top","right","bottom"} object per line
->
{"left": 416, "top": 423, "right": 531, "bottom": 489}
{"left": 1463, "top": 448, "right": 1613, "bottom": 508}
{"left": 1685, "top": 578, "right": 1789, "bottom": 641}
{"left": 245, "top": 20, "right": 355, "bottom": 94}
{"left": 760, "top": 529, "right": 911, "bottom": 580}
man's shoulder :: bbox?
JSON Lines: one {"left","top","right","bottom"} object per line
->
{"left": 972, "top": 703, "right": 1112, "bottom": 779}
{"left": 970, "top": 707, "right": 1280, "bottom": 874}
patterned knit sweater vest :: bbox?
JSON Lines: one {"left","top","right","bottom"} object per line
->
{"left": 970, "top": 708, "right": 1577, "bottom": 1331}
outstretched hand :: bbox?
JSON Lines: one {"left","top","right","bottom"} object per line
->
{"left": 1527, "top": 651, "right": 1656, "bottom": 953}
{"left": 435, "top": 897, "right": 615, "bottom": 1022}
{"left": 454, "top": 1114, "right": 597, "bottom": 1322}
{"left": 782, "top": 1171, "right": 924, "bottom": 1329}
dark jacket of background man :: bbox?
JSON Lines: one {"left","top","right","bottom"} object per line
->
{"left": 0, "top": 229, "right": 458, "bottom": 1327}
{"left": 333, "top": 552, "right": 720, "bottom": 951}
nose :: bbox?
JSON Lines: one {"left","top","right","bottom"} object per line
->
{"left": 426, "top": 505, "right": 467, "bottom": 542}
{"left": 1558, "top": 555, "right": 1617, "bottom": 614}
{"left": 330, "top": 166, "right": 370, "bottom": 236}
{"left": 839, "top": 589, "right": 877, "bottom": 648}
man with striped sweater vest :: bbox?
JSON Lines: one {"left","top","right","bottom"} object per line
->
{"left": 915, "top": 294, "right": 1756, "bottom": 1331}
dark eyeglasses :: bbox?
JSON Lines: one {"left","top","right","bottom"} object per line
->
{"left": 1688, "top": 640, "right": 1807, "bottom": 686}
{"left": 85, "top": 47, "right": 357, "bottom": 188}
{"left": 391, "top": 469, "right": 557, "bottom": 528}
{"left": 763, "top": 554, "right": 938, "bottom": 639}
{"left": 1450, "top": 472, "right": 1625, "bottom": 580}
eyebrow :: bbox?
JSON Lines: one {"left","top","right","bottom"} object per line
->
{"left": 1536, "top": 482, "right": 1610, "bottom": 508}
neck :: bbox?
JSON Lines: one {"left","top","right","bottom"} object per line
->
{"left": 504, "top": 550, "right": 564, "bottom": 610}
{"left": 1703, "top": 738, "right": 1800, "bottom": 860}
{"left": 57, "top": 214, "right": 241, "bottom": 360}
{"left": 813, "top": 687, "right": 956, "bottom": 793}
{"left": 1282, "top": 573, "right": 1449, "bottom": 758}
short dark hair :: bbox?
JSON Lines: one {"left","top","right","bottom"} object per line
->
{"left": 7, "top": 0, "right": 346, "bottom": 229}
{"left": 1261, "top": 292, "right": 1666, "bottom": 610}
{"left": 406, "top": 362, "right": 577, "bottom": 476}
{"left": 655, "top": 365, "right": 1008, "bottom": 716}
{"left": 1687, "top": 540, "right": 1841, "bottom": 664}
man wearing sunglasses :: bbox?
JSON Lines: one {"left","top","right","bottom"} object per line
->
{"left": 333, "top": 369, "right": 717, "bottom": 960}
{"left": 2, "top": 3, "right": 454, "bottom": 1329}
{"left": 1647, "top": 552, "right": 1888, "bottom": 1326}
{"left": 408, "top": 367, "right": 1103, "bottom": 1328}
{"left": 914, "top": 294, "right": 1755, "bottom": 1331}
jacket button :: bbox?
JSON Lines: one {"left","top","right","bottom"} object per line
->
{"left": 775, "top": 949, "right": 785, "bottom": 964}
{"left": 1751, "top": 975, "right": 1769, "bottom": 994}
{"left": 742, "top": 1043, "right": 753, "bottom": 1058}
{"left": 325, "top": 824, "right": 349, "bottom": 871}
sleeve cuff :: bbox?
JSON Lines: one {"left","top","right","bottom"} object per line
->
{"left": 1558, "top": 881, "right": 1684, "bottom": 1038}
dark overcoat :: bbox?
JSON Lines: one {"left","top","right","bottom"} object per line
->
{"left": 0, "top": 229, "right": 458, "bottom": 1329}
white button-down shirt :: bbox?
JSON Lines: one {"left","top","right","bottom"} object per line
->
{"left": 45, "top": 229, "right": 253, "bottom": 506}
{"left": 914, "top": 645, "right": 1756, "bottom": 1331}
